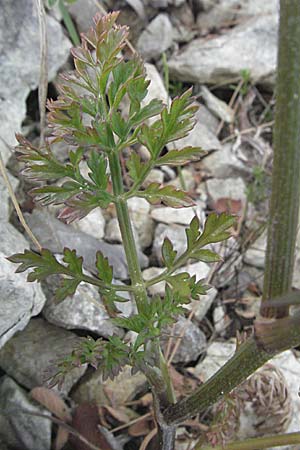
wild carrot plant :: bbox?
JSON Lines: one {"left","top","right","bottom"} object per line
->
{"left": 8, "top": 10, "right": 300, "bottom": 449}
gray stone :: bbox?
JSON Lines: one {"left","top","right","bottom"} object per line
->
{"left": 143, "top": 267, "right": 166, "bottom": 297}
{"left": 181, "top": 260, "right": 211, "bottom": 280}
{"left": 195, "top": 341, "right": 236, "bottom": 380}
{"left": 0, "top": 318, "right": 86, "bottom": 394}
{"left": 200, "top": 86, "right": 234, "bottom": 123}
{"left": 151, "top": 0, "right": 168, "bottom": 7}
{"left": 201, "top": 143, "right": 250, "bottom": 178}
{"left": 68, "top": 0, "right": 100, "bottom": 33}
{"left": 197, "top": 0, "right": 278, "bottom": 33}
{"left": 105, "top": 217, "right": 124, "bottom": 243}
{"left": 144, "top": 63, "right": 168, "bottom": 106}
{"left": 71, "top": 208, "right": 106, "bottom": 240}
{"left": 72, "top": 365, "right": 147, "bottom": 406}
{"left": 169, "top": 0, "right": 185, "bottom": 5}
{"left": 143, "top": 260, "right": 211, "bottom": 297}
{"left": 24, "top": 209, "right": 148, "bottom": 280}
{"left": 128, "top": 197, "right": 155, "bottom": 250}
{"left": 105, "top": 217, "right": 123, "bottom": 243}
{"left": 168, "top": 112, "right": 222, "bottom": 154}
{"left": 169, "top": 14, "right": 278, "bottom": 88}
{"left": 42, "top": 281, "right": 128, "bottom": 337}
{"left": 160, "top": 165, "right": 176, "bottom": 181}
{"left": 244, "top": 231, "right": 267, "bottom": 269}
{"left": 213, "top": 304, "right": 229, "bottom": 335}
{"left": 168, "top": 167, "right": 197, "bottom": 192}
{"left": 0, "top": 376, "right": 51, "bottom": 450}
{"left": 150, "top": 204, "right": 205, "bottom": 226}
{"left": 206, "top": 177, "right": 247, "bottom": 206}
{"left": 169, "top": 2, "right": 196, "bottom": 44}
{"left": 167, "top": 316, "right": 207, "bottom": 364}
{"left": 144, "top": 168, "right": 164, "bottom": 186}
{"left": 196, "top": 104, "right": 220, "bottom": 135}
{"left": 0, "top": 172, "right": 18, "bottom": 222}
{"left": 153, "top": 223, "right": 186, "bottom": 264}
{"left": 214, "top": 251, "right": 243, "bottom": 288}
{"left": 0, "top": 0, "right": 71, "bottom": 163}
{"left": 137, "top": 14, "right": 174, "bottom": 60}
{"left": 189, "top": 287, "right": 218, "bottom": 322}
{"left": 0, "top": 222, "right": 46, "bottom": 348}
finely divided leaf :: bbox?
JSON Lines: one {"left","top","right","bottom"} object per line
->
{"left": 157, "top": 146, "right": 205, "bottom": 166}
{"left": 113, "top": 315, "right": 146, "bottom": 333}
{"left": 161, "top": 89, "right": 198, "bottom": 144}
{"left": 189, "top": 276, "right": 209, "bottom": 300}
{"left": 55, "top": 278, "right": 81, "bottom": 302}
{"left": 8, "top": 248, "right": 85, "bottom": 302}
{"left": 197, "top": 213, "right": 236, "bottom": 246}
{"left": 87, "top": 151, "right": 108, "bottom": 190}
{"left": 129, "top": 99, "right": 164, "bottom": 128}
{"left": 186, "top": 215, "right": 201, "bottom": 251}
{"left": 137, "top": 183, "right": 194, "bottom": 207}
{"left": 126, "top": 153, "right": 146, "bottom": 183}
{"left": 96, "top": 251, "right": 113, "bottom": 284}
{"left": 162, "top": 238, "right": 177, "bottom": 268}
{"left": 190, "top": 249, "right": 221, "bottom": 263}
{"left": 7, "top": 249, "right": 63, "bottom": 281}
{"left": 63, "top": 248, "right": 83, "bottom": 276}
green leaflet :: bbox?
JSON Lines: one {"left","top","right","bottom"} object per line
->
{"left": 162, "top": 238, "right": 177, "bottom": 269}
{"left": 8, "top": 248, "right": 84, "bottom": 302}
{"left": 136, "top": 182, "right": 194, "bottom": 207}
{"left": 156, "top": 146, "right": 205, "bottom": 166}
{"left": 87, "top": 151, "right": 109, "bottom": 190}
{"left": 96, "top": 251, "right": 113, "bottom": 284}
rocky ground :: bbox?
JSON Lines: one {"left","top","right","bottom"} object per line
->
{"left": 1, "top": 0, "right": 300, "bottom": 449}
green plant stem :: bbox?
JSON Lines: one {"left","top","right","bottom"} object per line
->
{"left": 108, "top": 151, "right": 148, "bottom": 314}
{"left": 195, "top": 432, "right": 300, "bottom": 450}
{"left": 81, "top": 274, "right": 134, "bottom": 292}
{"left": 108, "top": 149, "right": 176, "bottom": 448}
{"left": 159, "top": 347, "right": 176, "bottom": 404}
{"left": 58, "top": 0, "right": 80, "bottom": 46}
{"left": 164, "top": 311, "right": 300, "bottom": 425}
{"left": 164, "top": 336, "right": 269, "bottom": 425}
{"left": 145, "top": 251, "right": 198, "bottom": 288}
{"left": 261, "top": 0, "right": 300, "bottom": 318}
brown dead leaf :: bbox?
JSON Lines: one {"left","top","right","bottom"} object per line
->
{"left": 103, "top": 405, "right": 131, "bottom": 424}
{"left": 70, "top": 403, "right": 114, "bottom": 450}
{"left": 128, "top": 415, "right": 153, "bottom": 437}
{"left": 169, "top": 365, "right": 199, "bottom": 398}
{"left": 54, "top": 426, "right": 69, "bottom": 450}
{"left": 213, "top": 198, "right": 242, "bottom": 215}
{"left": 30, "top": 387, "right": 72, "bottom": 422}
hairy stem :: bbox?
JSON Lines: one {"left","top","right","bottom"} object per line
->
{"left": 108, "top": 151, "right": 148, "bottom": 314}
{"left": 196, "top": 432, "right": 300, "bottom": 450}
{"left": 261, "top": 0, "right": 300, "bottom": 318}
{"left": 164, "top": 312, "right": 300, "bottom": 425}
{"left": 108, "top": 149, "right": 176, "bottom": 427}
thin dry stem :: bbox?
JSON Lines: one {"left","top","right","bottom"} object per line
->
{"left": 139, "top": 428, "right": 158, "bottom": 450}
{"left": 35, "top": 0, "right": 48, "bottom": 145}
